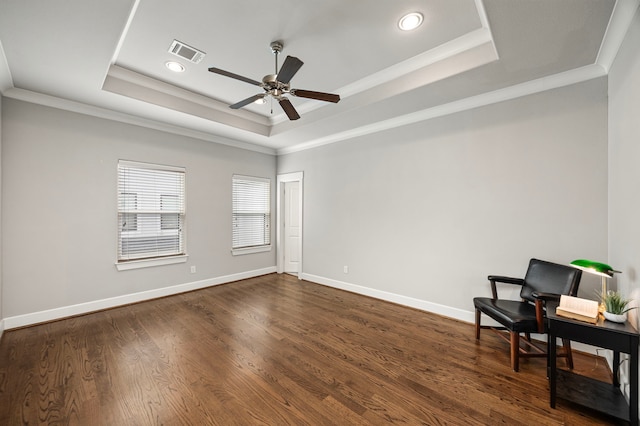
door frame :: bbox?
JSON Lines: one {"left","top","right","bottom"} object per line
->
{"left": 276, "top": 172, "right": 304, "bottom": 277}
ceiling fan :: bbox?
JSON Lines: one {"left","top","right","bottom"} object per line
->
{"left": 208, "top": 41, "right": 340, "bottom": 120}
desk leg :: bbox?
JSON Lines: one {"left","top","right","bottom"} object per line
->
{"left": 631, "top": 343, "right": 638, "bottom": 426}
{"left": 549, "top": 331, "right": 557, "bottom": 408}
{"left": 613, "top": 351, "right": 620, "bottom": 387}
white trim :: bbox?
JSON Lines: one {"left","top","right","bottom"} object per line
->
{"left": 232, "top": 245, "right": 272, "bottom": 256}
{"left": 118, "top": 159, "right": 185, "bottom": 173}
{"left": 2, "top": 0, "right": 630, "bottom": 159}
{"left": 474, "top": 0, "right": 499, "bottom": 60}
{"left": 103, "top": 65, "right": 272, "bottom": 134}
{"left": 276, "top": 172, "right": 304, "bottom": 182}
{"left": 232, "top": 174, "right": 272, "bottom": 252}
{"left": 116, "top": 160, "right": 187, "bottom": 266}
{"left": 277, "top": 172, "right": 304, "bottom": 278}
{"left": 300, "top": 273, "right": 474, "bottom": 323}
{"left": 115, "top": 254, "right": 188, "bottom": 271}
{"left": 2, "top": 88, "right": 277, "bottom": 156}
{"left": 272, "top": 28, "right": 496, "bottom": 126}
{"left": 596, "top": 0, "right": 640, "bottom": 72}
{"left": 338, "top": 28, "right": 493, "bottom": 100}
{"left": 0, "top": 39, "right": 13, "bottom": 92}
{"left": 277, "top": 64, "right": 607, "bottom": 155}
{"left": 474, "top": 0, "right": 491, "bottom": 31}
{"left": 300, "top": 273, "right": 601, "bottom": 357}
{"left": 108, "top": 0, "right": 141, "bottom": 65}
{"left": 232, "top": 174, "right": 270, "bottom": 184}
{"left": 0, "top": 320, "right": 5, "bottom": 340}
{"left": 3, "top": 267, "right": 276, "bottom": 329}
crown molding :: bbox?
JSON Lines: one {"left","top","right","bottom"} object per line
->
{"left": 3, "top": 60, "right": 606, "bottom": 159}
{"left": 271, "top": 26, "right": 496, "bottom": 127}
{"left": 2, "top": 0, "right": 629, "bottom": 157}
{"left": 278, "top": 64, "right": 607, "bottom": 155}
{"left": 0, "top": 39, "right": 13, "bottom": 92}
{"left": 3, "top": 87, "right": 276, "bottom": 155}
{"left": 597, "top": 0, "right": 640, "bottom": 72}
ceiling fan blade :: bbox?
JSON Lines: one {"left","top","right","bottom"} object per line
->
{"left": 277, "top": 56, "right": 304, "bottom": 84}
{"left": 229, "top": 94, "right": 265, "bottom": 109}
{"left": 208, "top": 67, "right": 262, "bottom": 86}
{"left": 291, "top": 89, "right": 340, "bottom": 103}
{"left": 279, "top": 98, "right": 300, "bottom": 120}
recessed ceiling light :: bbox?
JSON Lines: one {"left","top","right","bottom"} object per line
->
{"left": 398, "top": 12, "right": 423, "bottom": 31}
{"left": 165, "top": 61, "right": 185, "bottom": 72}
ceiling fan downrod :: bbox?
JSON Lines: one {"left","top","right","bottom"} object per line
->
{"left": 270, "top": 41, "right": 283, "bottom": 75}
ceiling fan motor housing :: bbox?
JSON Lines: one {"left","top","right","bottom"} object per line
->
{"left": 262, "top": 74, "right": 289, "bottom": 98}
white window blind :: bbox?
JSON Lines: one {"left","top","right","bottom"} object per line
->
{"left": 232, "top": 175, "right": 271, "bottom": 249}
{"left": 118, "top": 161, "right": 186, "bottom": 262}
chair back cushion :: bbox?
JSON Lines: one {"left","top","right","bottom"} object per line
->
{"left": 520, "top": 258, "right": 581, "bottom": 303}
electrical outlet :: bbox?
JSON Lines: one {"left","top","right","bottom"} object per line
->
{"left": 343, "top": 265, "right": 349, "bottom": 274}
{"left": 190, "top": 266, "right": 196, "bottom": 274}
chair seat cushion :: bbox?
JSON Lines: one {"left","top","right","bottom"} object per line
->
{"left": 473, "top": 297, "right": 540, "bottom": 333}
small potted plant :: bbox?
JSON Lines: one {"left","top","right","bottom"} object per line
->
{"left": 600, "top": 290, "right": 636, "bottom": 323}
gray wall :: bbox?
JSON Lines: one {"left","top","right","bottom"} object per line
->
{"left": 1, "top": 76, "right": 612, "bottom": 325}
{"left": 1, "top": 98, "right": 276, "bottom": 319}
{"left": 610, "top": 7, "right": 640, "bottom": 331}
{"left": 278, "top": 77, "right": 609, "bottom": 318}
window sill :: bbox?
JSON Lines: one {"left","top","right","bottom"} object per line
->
{"left": 116, "top": 254, "right": 188, "bottom": 271}
{"left": 232, "top": 245, "right": 272, "bottom": 256}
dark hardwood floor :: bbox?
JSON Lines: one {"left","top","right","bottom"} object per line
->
{"left": 0, "top": 273, "right": 622, "bottom": 425}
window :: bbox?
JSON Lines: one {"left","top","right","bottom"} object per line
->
{"left": 232, "top": 175, "right": 271, "bottom": 253}
{"left": 160, "top": 195, "right": 180, "bottom": 230}
{"left": 117, "top": 161, "right": 186, "bottom": 263}
{"left": 121, "top": 193, "right": 138, "bottom": 232}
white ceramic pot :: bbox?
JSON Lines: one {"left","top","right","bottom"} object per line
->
{"left": 603, "top": 311, "right": 627, "bottom": 323}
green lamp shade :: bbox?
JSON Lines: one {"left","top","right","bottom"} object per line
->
{"left": 570, "top": 259, "right": 620, "bottom": 278}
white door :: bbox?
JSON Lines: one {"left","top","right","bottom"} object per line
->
{"left": 277, "top": 172, "right": 303, "bottom": 277}
{"left": 284, "top": 181, "right": 300, "bottom": 274}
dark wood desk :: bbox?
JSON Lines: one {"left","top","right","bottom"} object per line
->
{"left": 548, "top": 306, "right": 639, "bottom": 425}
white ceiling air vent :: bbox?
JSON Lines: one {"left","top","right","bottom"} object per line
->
{"left": 168, "top": 40, "right": 205, "bottom": 64}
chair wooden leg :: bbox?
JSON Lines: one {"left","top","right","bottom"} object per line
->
{"left": 510, "top": 331, "right": 520, "bottom": 372}
{"left": 475, "top": 309, "right": 481, "bottom": 340}
{"left": 562, "top": 338, "right": 574, "bottom": 369}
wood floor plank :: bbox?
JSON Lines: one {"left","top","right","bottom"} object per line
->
{"left": 0, "top": 273, "right": 623, "bottom": 425}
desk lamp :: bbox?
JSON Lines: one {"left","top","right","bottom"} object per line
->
{"left": 570, "top": 259, "right": 620, "bottom": 305}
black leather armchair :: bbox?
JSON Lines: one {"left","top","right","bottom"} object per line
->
{"left": 473, "top": 258, "right": 582, "bottom": 371}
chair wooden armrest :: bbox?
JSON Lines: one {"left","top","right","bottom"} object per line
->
{"left": 531, "top": 291, "right": 561, "bottom": 333}
{"left": 531, "top": 291, "right": 561, "bottom": 303}
{"left": 487, "top": 275, "right": 525, "bottom": 299}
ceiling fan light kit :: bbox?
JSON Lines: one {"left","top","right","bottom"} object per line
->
{"left": 208, "top": 40, "right": 340, "bottom": 120}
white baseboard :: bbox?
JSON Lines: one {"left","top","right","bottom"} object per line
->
{"left": 300, "top": 273, "right": 475, "bottom": 323}
{"left": 3, "top": 266, "right": 276, "bottom": 330}
{"left": 3, "top": 268, "right": 603, "bottom": 360}
{"left": 300, "top": 273, "right": 602, "bottom": 358}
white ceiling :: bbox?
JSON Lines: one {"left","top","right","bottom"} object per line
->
{"left": 0, "top": 0, "right": 636, "bottom": 154}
